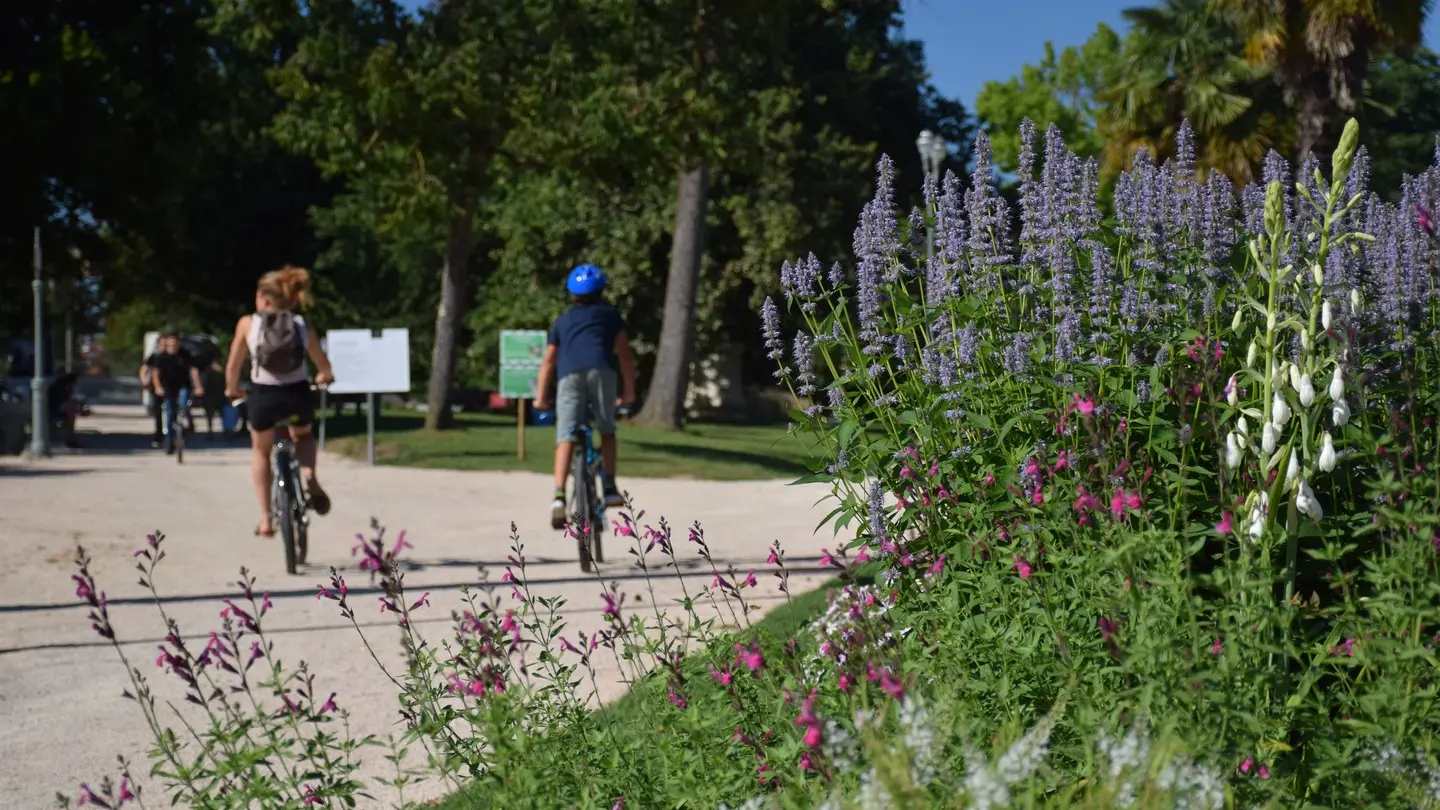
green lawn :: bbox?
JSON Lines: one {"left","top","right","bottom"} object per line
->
{"left": 321, "top": 408, "right": 817, "bottom": 480}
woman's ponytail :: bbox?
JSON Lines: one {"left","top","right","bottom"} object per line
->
{"left": 258, "top": 265, "right": 313, "bottom": 310}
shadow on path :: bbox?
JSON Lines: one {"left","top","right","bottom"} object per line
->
{"left": 0, "top": 560, "right": 835, "bottom": 616}
{"left": 0, "top": 593, "right": 796, "bottom": 656}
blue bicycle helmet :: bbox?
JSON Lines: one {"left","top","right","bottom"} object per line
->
{"left": 566, "top": 263, "right": 608, "bottom": 296}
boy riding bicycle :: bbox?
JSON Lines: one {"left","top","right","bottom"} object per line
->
{"left": 534, "top": 264, "right": 638, "bottom": 530}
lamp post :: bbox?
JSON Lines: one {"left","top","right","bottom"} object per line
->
{"left": 916, "top": 129, "right": 947, "bottom": 265}
{"left": 29, "top": 226, "right": 49, "bottom": 458}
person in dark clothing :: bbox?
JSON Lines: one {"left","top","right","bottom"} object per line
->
{"left": 534, "top": 263, "right": 637, "bottom": 529}
{"left": 143, "top": 331, "right": 205, "bottom": 454}
{"left": 48, "top": 372, "right": 80, "bottom": 449}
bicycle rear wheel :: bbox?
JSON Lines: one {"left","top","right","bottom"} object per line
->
{"left": 589, "top": 466, "right": 605, "bottom": 564}
{"left": 276, "top": 467, "right": 298, "bottom": 576}
{"left": 570, "top": 445, "right": 594, "bottom": 572}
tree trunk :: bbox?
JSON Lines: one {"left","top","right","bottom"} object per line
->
{"left": 424, "top": 194, "right": 476, "bottom": 430}
{"left": 636, "top": 162, "right": 711, "bottom": 430}
{"left": 1292, "top": 72, "right": 1333, "bottom": 166}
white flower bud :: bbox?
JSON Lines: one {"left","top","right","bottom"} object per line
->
{"left": 1246, "top": 341, "right": 1258, "bottom": 368}
{"left": 1263, "top": 422, "right": 1278, "bottom": 454}
{"left": 1231, "top": 308, "right": 1244, "bottom": 331}
{"left": 1351, "top": 288, "right": 1362, "bottom": 316}
{"left": 1319, "top": 432, "right": 1337, "bottom": 472}
{"left": 1272, "top": 392, "right": 1290, "bottom": 427}
{"left": 1312, "top": 262, "right": 1325, "bottom": 286}
{"left": 1333, "top": 397, "right": 1351, "bottom": 426}
{"left": 1267, "top": 312, "right": 1278, "bottom": 332}
{"left": 1248, "top": 492, "right": 1269, "bottom": 540}
{"left": 1298, "top": 373, "right": 1315, "bottom": 407}
{"left": 1328, "top": 366, "right": 1344, "bottom": 402}
{"left": 1237, "top": 415, "right": 1249, "bottom": 437}
{"left": 1286, "top": 450, "right": 1300, "bottom": 486}
{"left": 1296, "top": 479, "right": 1322, "bottom": 521}
{"left": 1322, "top": 300, "right": 1333, "bottom": 331}
{"left": 1301, "top": 330, "right": 1313, "bottom": 350}
{"left": 1226, "top": 433, "right": 1244, "bottom": 469}
{"left": 1288, "top": 363, "right": 1302, "bottom": 392}
{"left": 1226, "top": 374, "right": 1239, "bottom": 407}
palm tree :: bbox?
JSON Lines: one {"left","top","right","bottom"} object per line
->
{"left": 1211, "top": 0, "right": 1430, "bottom": 162}
{"left": 1099, "top": 0, "right": 1286, "bottom": 183}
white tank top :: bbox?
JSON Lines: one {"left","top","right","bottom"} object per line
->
{"left": 247, "top": 312, "right": 310, "bottom": 386}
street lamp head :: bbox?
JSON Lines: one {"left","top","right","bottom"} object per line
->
{"left": 916, "top": 129, "right": 934, "bottom": 162}
{"left": 928, "top": 133, "right": 947, "bottom": 166}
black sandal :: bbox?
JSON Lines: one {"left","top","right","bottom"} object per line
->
{"left": 307, "top": 483, "right": 332, "bottom": 516}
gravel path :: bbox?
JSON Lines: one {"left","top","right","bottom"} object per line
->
{"left": 0, "top": 406, "right": 836, "bottom": 808}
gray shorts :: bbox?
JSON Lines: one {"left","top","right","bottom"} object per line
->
{"left": 556, "top": 368, "right": 617, "bottom": 444}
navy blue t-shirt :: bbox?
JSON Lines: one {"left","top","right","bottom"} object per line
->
{"left": 548, "top": 303, "right": 626, "bottom": 380}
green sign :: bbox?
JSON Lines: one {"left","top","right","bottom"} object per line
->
{"left": 499, "top": 330, "right": 547, "bottom": 367}
{"left": 498, "top": 366, "right": 541, "bottom": 399}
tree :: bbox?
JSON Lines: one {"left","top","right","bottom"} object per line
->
{"left": 1099, "top": 0, "right": 1284, "bottom": 183}
{"left": 260, "top": 0, "right": 584, "bottom": 429}
{"left": 1212, "top": 0, "right": 1430, "bottom": 162}
{"left": 1361, "top": 46, "right": 1440, "bottom": 198}
{"left": 975, "top": 24, "right": 1123, "bottom": 174}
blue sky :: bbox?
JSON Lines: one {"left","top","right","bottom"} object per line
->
{"left": 903, "top": 0, "right": 1440, "bottom": 113}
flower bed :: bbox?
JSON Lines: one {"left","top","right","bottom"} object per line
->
{"left": 66, "top": 118, "right": 1440, "bottom": 809}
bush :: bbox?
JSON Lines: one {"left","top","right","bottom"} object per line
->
{"left": 65, "top": 118, "right": 1440, "bottom": 809}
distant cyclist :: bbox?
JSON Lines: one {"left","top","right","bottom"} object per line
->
{"left": 223, "top": 265, "right": 335, "bottom": 537}
{"left": 146, "top": 330, "right": 205, "bottom": 455}
{"left": 534, "top": 263, "right": 637, "bottom": 529}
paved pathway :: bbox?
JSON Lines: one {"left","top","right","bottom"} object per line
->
{"left": 0, "top": 406, "right": 835, "bottom": 808}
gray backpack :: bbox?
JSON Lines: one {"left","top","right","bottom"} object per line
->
{"left": 255, "top": 311, "right": 305, "bottom": 375}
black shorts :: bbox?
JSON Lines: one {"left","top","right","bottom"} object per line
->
{"left": 247, "top": 382, "right": 315, "bottom": 432}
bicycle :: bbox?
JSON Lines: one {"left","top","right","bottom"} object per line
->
{"left": 230, "top": 389, "right": 315, "bottom": 576}
{"left": 159, "top": 390, "right": 195, "bottom": 464}
{"left": 562, "top": 405, "right": 631, "bottom": 573}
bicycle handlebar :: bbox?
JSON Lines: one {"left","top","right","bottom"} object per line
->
{"left": 230, "top": 382, "right": 327, "bottom": 408}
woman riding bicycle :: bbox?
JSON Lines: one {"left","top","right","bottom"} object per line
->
{"left": 223, "top": 265, "right": 335, "bottom": 537}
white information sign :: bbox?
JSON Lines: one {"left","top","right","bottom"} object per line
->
{"left": 324, "top": 329, "right": 411, "bottom": 394}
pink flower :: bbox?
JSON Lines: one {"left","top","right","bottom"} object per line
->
{"left": 1240, "top": 758, "right": 1253, "bottom": 774}
{"left": 1053, "top": 450, "right": 1069, "bottom": 471}
{"left": 1013, "top": 556, "right": 1033, "bottom": 580}
{"left": 879, "top": 668, "right": 905, "bottom": 700}
{"left": 1420, "top": 203, "right": 1436, "bottom": 236}
{"left": 856, "top": 545, "right": 873, "bottom": 564}
{"left": 560, "top": 637, "right": 580, "bottom": 655}
{"left": 1074, "top": 487, "right": 1101, "bottom": 514}
{"left": 1259, "top": 765, "right": 1270, "bottom": 780}
{"left": 666, "top": 683, "right": 687, "bottom": 709}
{"left": 1216, "top": 512, "right": 1234, "bottom": 535}
{"left": 601, "top": 591, "right": 621, "bottom": 621}
{"left": 838, "top": 672, "right": 853, "bottom": 692}
{"left": 1210, "top": 638, "right": 1222, "bottom": 656}
{"left": 1030, "top": 486, "right": 1044, "bottom": 506}
{"left": 734, "top": 641, "right": 764, "bottom": 672}
{"left": 320, "top": 692, "right": 339, "bottom": 713}
{"left": 710, "top": 663, "right": 734, "bottom": 686}
{"left": 1074, "top": 394, "right": 1096, "bottom": 416}
{"left": 612, "top": 799, "right": 626, "bottom": 810}
{"left": 766, "top": 548, "right": 780, "bottom": 565}
{"left": 742, "top": 569, "right": 758, "bottom": 588}
{"left": 925, "top": 555, "right": 946, "bottom": 577}
{"left": 984, "top": 472, "right": 996, "bottom": 487}
{"left": 1117, "top": 416, "right": 1127, "bottom": 433}
{"left": 304, "top": 783, "right": 325, "bottom": 805}
{"left": 802, "top": 724, "right": 822, "bottom": 747}
{"left": 1332, "top": 637, "right": 1356, "bottom": 657}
